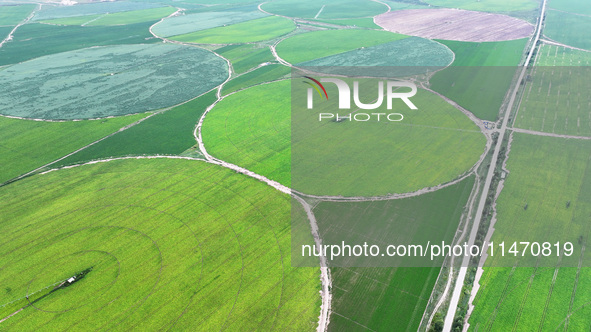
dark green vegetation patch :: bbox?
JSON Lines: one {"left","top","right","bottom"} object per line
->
{"left": 0, "top": 158, "right": 320, "bottom": 330}
{"left": 0, "top": 44, "right": 228, "bottom": 120}
{"left": 55, "top": 91, "right": 218, "bottom": 167}
{"left": 314, "top": 177, "right": 475, "bottom": 330}
{"left": 429, "top": 39, "right": 528, "bottom": 121}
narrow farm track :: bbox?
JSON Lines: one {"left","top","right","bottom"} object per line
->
{"left": 0, "top": 4, "right": 39, "bottom": 48}
{"left": 510, "top": 127, "right": 591, "bottom": 140}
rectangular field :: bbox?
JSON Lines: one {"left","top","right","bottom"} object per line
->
{"left": 0, "top": 4, "right": 36, "bottom": 26}
{"left": 544, "top": 10, "right": 591, "bottom": 50}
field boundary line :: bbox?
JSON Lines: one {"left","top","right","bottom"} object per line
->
{"left": 510, "top": 127, "right": 591, "bottom": 140}
{"left": 539, "top": 39, "right": 591, "bottom": 53}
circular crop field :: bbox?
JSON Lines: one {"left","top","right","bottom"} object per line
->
{"left": 0, "top": 44, "right": 228, "bottom": 120}
{"left": 375, "top": 9, "right": 534, "bottom": 42}
{"left": 261, "top": 0, "right": 388, "bottom": 19}
{"left": 202, "top": 80, "right": 487, "bottom": 197}
{"left": 0, "top": 159, "right": 319, "bottom": 330}
{"left": 276, "top": 29, "right": 453, "bottom": 71}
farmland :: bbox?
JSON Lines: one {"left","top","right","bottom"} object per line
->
{"left": 544, "top": 9, "right": 591, "bottom": 50}
{"left": 468, "top": 134, "right": 591, "bottom": 330}
{"left": 0, "top": 22, "right": 159, "bottom": 66}
{"left": 535, "top": 44, "right": 591, "bottom": 66}
{"left": 55, "top": 91, "right": 218, "bottom": 168}
{"left": 260, "top": 0, "right": 388, "bottom": 19}
{"left": 0, "top": 113, "right": 148, "bottom": 184}
{"left": 547, "top": 0, "right": 591, "bottom": 15}
{"left": 375, "top": 9, "right": 534, "bottom": 42}
{"left": 0, "top": 159, "right": 320, "bottom": 330}
{"left": 215, "top": 44, "right": 275, "bottom": 74}
{"left": 0, "top": 44, "right": 227, "bottom": 119}
{"left": 513, "top": 66, "right": 591, "bottom": 136}
{"left": 170, "top": 16, "right": 295, "bottom": 44}
{"left": 202, "top": 80, "right": 486, "bottom": 197}
{"left": 32, "top": 1, "right": 164, "bottom": 21}
{"left": 313, "top": 177, "right": 474, "bottom": 331}
{"left": 424, "top": 0, "right": 539, "bottom": 12}
{"left": 0, "top": 4, "right": 36, "bottom": 26}
{"left": 40, "top": 7, "right": 176, "bottom": 26}
{"left": 429, "top": 39, "right": 528, "bottom": 121}
{"left": 222, "top": 64, "right": 289, "bottom": 95}
{"left": 151, "top": 10, "right": 266, "bottom": 38}
{"left": 276, "top": 29, "right": 408, "bottom": 64}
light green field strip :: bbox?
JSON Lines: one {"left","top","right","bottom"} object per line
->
{"left": 0, "top": 158, "right": 320, "bottom": 330}
{"left": 202, "top": 80, "right": 486, "bottom": 197}
{"left": 0, "top": 113, "right": 148, "bottom": 184}
{"left": 260, "top": 0, "right": 388, "bottom": 19}
{"left": 152, "top": 10, "right": 267, "bottom": 38}
{"left": 0, "top": 43, "right": 228, "bottom": 120}
{"left": 544, "top": 9, "right": 591, "bottom": 50}
{"left": 514, "top": 65, "right": 591, "bottom": 136}
{"left": 170, "top": 16, "right": 295, "bottom": 44}
{"left": 276, "top": 29, "right": 408, "bottom": 64}
{"left": 0, "top": 4, "right": 36, "bottom": 26}
{"left": 425, "top": 0, "right": 539, "bottom": 12}
{"left": 536, "top": 44, "right": 591, "bottom": 66}
{"left": 548, "top": 0, "right": 591, "bottom": 15}
{"left": 40, "top": 7, "right": 177, "bottom": 26}
{"left": 32, "top": 2, "right": 164, "bottom": 21}
{"left": 469, "top": 134, "right": 591, "bottom": 330}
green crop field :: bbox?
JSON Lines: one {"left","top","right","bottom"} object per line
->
{"left": 222, "top": 64, "right": 290, "bottom": 95}
{"left": 548, "top": 0, "right": 591, "bottom": 15}
{"left": 41, "top": 7, "right": 176, "bottom": 26}
{"left": 0, "top": 113, "right": 148, "bottom": 184}
{"left": 513, "top": 66, "right": 591, "bottom": 136}
{"left": 469, "top": 134, "right": 591, "bottom": 331}
{"left": 313, "top": 177, "right": 474, "bottom": 331}
{"left": 202, "top": 80, "right": 486, "bottom": 197}
{"left": 55, "top": 91, "right": 217, "bottom": 168}
{"left": 170, "top": 16, "right": 295, "bottom": 44}
{"left": 0, "top": 44, "right": 227, "bottom": 119}
{"left": 0, "top": 22, "right": 159, "bottom": 66}
{"left": 261, "top": 0, "right": 388, "bottom": 19}
{"left": 310, "top": 18, "right": 382, "bottom": 29}
{"left": 536, "top": 44, "right": 591, "bottom": 66}
{"left": 0, "top": 4, "right": 36, "bottom": 26}
{"left": 429, "top": 39, "right": 528, "bottom": 121}
{"left": 425, "top": 0, "right": 539, "bottom": 12}
{"left": 276, "top": 29, "right": 408, "bottom": 65}
{"left": 298, "top": 37, "right": 453, "bottom": 69}
{"left": 151, "top": 10, "right": 266, "bottom": 38}
{"left": 0, "top": 158, "right": 320, "bottom": 330}
{"left": 32, "top": 2, "right": 164, "bottom": 21}
{"left": 544, "top": 10, "right": 591, "bottom": 50}
{"left": 216, "top": 44, "right": 275, "bottom": 74}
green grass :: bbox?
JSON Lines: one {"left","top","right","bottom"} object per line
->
{"left": 544, "top": 10, "right": 591, "bottom": 50}
{"left": 469, "top": 134, "right": 591, "bottom": 330}
{"left": 151, "top": 10, "right": 266, "bottom": 38}
{"left": 548, "top": 0, "right": 591, "bottom": 15}
{"left": 0, "top": 158, "right": 320, "bottom": 330}
{"left": 170, "top": 16, "right": 295, "bottom": 44}
{"left": 425, "top": 0, "right": 539, "bottom": 12}
{"left": 276, "top": 29, "right": 408, "bottom": 64}
{"left": 0, "top": 22, "right": 159, "bottom": 66}
{"left": 311, "top": 176, "right": 475, "bottom": 331}
{"left": 429, "top": 39, "right": 528, "bottom": 121}
{"left": 298, "top": 37, "right": 453, "bottom": 68}
{"left": 203, "top": 80, "right": 486, "bottom": 197}
{"left": 32, "top": 2, "right": 164, "bottom": 21}
{"left": 261, "top": 0, "right": 388, "bottom": 19}
{"left": 0, "top": 44, "right": 227, "bottom": 120}
{"left": 0, "top": 4, "right": 36, "bottom": 26}
{"left": 310, "top": 18, "right": 382, "bottom": 29}
{"left": 222, "top": 64, "right": 290, "bottom": 95}
{"left": 535, "top": 44, "right": 591, "bottom": 66}
{"left": 514, "top": 66, "right": 591, "bottom": 136}
{"left": 40, "top": 7, "right": 176, "bottom": 26}
{"left": 0, "top": 113, "right": 148, "bottom": 184}
{"left": 54, "top": 91, "right": 217, "bottom": 167}
{"left": 0, "top": 26, "right": 11, "bottom": 40}
{"left": 215, "top": 44, "right": 275, "bottom": 74}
